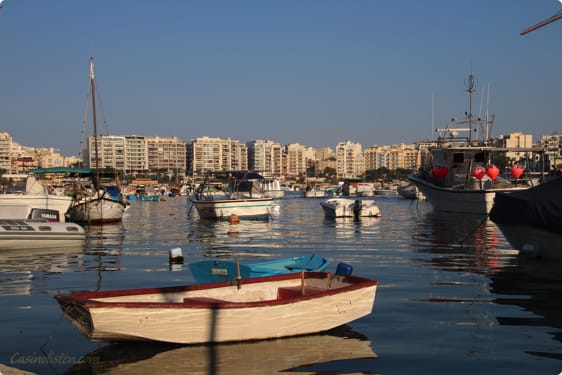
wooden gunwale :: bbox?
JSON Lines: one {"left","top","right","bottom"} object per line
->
{"left": 55, "top": 272, "right": 378, "bottom": 310}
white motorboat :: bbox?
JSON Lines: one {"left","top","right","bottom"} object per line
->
{"left": 190, "top": 172, "right": 275, "bottom": 220}
{"left": 320, "top": 198, "right": 381, "bottom": 219}
{"left": 0, "top": 173, "right": 74, "bottom": 222}
{"left": 396, "top": 182, "right": 426, "bottom": 200}
{"left": 261, "top": 178, "right": 285, "bottom": 199}
{"left": 303, "top": 185, "right": 325, "bottom": 198}
{"left": 0, "top": 208, "right": 85, "bottom": 250}
{"left": 355, "top": 183, "right": 374, "bottom": 197}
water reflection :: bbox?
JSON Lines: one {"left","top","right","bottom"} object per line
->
{"left": 0, "top": 246, "right": 84, "bottom": 296}
{"left": 490, "top": 256, "right": 562, "bottom": 360}
{"left": 412, "top": 212, "right": 512, "bottom": 274}
{"left": 65, "top": 326, "right": 378, "bottom": 375}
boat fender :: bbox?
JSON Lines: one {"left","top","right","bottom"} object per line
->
{"left": 335, "top": 263, "right": 353, "bottom": 276}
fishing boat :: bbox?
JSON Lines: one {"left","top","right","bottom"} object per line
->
{"left": 189, "top": 255, "right": 330, "bottom": 283}
{"left": 54, "top": 267, "right": 378, "bottom": 344}
{"left": 0, "top": 208, "right": 85, "bottom": 250}
{"left": 407, "top": 73, "right": 543, "bottom": 215}
{"left": 490, "top": 176, "right": 562, "bottom": 259}
{"left": 66, "top": 57, "right": 127, "bottom": 224}
{"left": 320, "top": 198, "right": 381, "bottom": 219}
{"left": 190, "top": 172, "right": 274, "bottom": 220}
{"left": 0, "top": 173, "right": 74, "bottom": 222}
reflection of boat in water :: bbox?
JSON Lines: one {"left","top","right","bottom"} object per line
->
{"left": 65, "top": 326, "right": 378, "bottom": 375}
{"left": 0, "top": 245, "right": 84, "bottom": 296}
{"left": 489, "top": 255, "right": 562, "bottom": 360}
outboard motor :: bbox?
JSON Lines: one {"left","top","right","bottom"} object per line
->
{"left": 334, "top": 263, "right": 353, "bottom": 276}
{"left": 352, "top": 200, "right": 362, "bottom": 220}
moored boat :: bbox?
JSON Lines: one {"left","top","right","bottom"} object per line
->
{"left": 0, "top": 208, "right": 85, "bottom": 250}
{"left": 408, "top": 73, "right": 543, "bottom": 215}
{"left": 66, "top": 58, "right": 127, "bottom": 224}
{"left": 189, "top": 255, "right": 330, "bottom": 283}
{"left": 320, "top": 198, "right": 381, "bottom": 219}
{"left": 55, "top": 268, "right": 378, "bottom": 344}
{"left": 190, "top": 171, "right": 275, "bottom": 220}
{"left": 490, "top": 176, "right": 562, "bottom": 259}
{"left": 0, "top": 172, "right": 74, "bottom": 222}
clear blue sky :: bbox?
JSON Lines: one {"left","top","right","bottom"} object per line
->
{"left": 1, "top": 0, "right": 561, "bottom": 156}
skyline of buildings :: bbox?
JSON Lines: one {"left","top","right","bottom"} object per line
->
{"left": 1, "top": 130, "right": 561, "bottom": 181}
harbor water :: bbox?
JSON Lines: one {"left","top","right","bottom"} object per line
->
{"left": 0, "top": 194, "right": 561, "bottom": 374}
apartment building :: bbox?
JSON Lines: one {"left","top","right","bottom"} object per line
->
{"left": 186, "top": 136, "right": 248, "bottom": 177}
{"left": 246, "top": 139, "right": 283, "bottom": 177}
{"left": 336, "top": 140, "right": 363, "bottom": 178}
{"left": 0, "top": 132, "right": 12, "bottom": 173}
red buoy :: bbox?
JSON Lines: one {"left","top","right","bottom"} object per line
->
{"left": 472, "top": 166, "right": 486, "bottom": 180}
{"left": 511, "top": 164, "right": 524, "bottom": 179}
{"left": 486, "top": 165, "right": 499, "bottom": 180}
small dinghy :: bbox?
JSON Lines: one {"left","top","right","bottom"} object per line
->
{"left": 55, "top": 264, "right": 378, "bottom": 344}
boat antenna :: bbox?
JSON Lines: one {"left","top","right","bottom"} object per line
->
{"left": 464, "top": 73, "right": 477, "bottom": 142}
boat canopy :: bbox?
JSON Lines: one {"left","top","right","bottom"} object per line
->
{"left": 30, "top": 167, "right": 92, "bottom": 175}
{"left": 231, "top": 171, "right": 264, "bottom": 180}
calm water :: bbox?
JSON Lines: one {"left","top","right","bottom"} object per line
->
{"left": 1, "top": 194, "right": 561, "bottom": 374}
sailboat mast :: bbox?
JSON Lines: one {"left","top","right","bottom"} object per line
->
{"left": 89, "top": 57, "right": 100, "bottom": 191}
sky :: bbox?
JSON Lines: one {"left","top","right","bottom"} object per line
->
{"left": 0, "top": 0, "right": 561, "bottom": 156}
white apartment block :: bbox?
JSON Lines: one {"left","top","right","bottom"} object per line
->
{"left": 284, "top": 143, "right": 307, "bottom": 178}
{"left": 540, "top": 134, "right": 562, "bottom": 168}
{"left": 364, "top": 144, "right": 419, "bottom": 171}
{"left": 0, "top": 132, "right": 12, "bottom": 173}
{"left": 247, "top": 139, "right": 283, "bottom": 177}
{"left": 187, "top": 136, "right": 247, "bottom": 176}
{"left": 336, "top": 140, "right": 363, "bottom": 178}
{"left": 147, "top": 136, "right": 186, "bottom": 178}
{"left": 87, "top": 135, "right": 186, "bottom": 176}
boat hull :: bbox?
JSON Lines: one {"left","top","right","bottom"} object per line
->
{"left": 55, "top": 272, "right": 378, "bottom": 344}
{"left": 68, "top": 197, "right": 127, "bottom": 224}
{"left": 494, "top": 223, "right": 562, "bottom": 260}
{"left": 190, "top": 197, "right": 274, "bottom": 220}
{"left": 407, "top": 174, "right": 526, "bottom": 215}
{"left": 0, "top": 219, "right": 85, "bottom": 250}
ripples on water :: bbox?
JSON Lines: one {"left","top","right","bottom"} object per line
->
{"left": 0, "top": 194, "right": 561, "bottom": 374}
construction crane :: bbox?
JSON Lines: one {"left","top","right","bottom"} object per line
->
{"left": 521, "top": 8, "right": 562, "bottom": 35}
